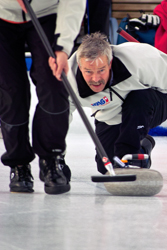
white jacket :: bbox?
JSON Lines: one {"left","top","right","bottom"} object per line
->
{"left": 68, "top": 42, "right": 167, "bottom": 125}
{"left": 0, "top": 0, "right": 86, "bottom": 55}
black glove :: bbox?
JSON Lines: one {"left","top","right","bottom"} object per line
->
{"left": 128, "top": 14, "right": 160, "bottom": 32}
{"left": 139, "top": 14, "right": 160, "bottom": 28}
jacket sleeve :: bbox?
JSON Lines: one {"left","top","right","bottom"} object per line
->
{"left": 54, "top": 0, "right": 86, "bottom": 56}
{"left": 114, "top": 43, "right": 167, "bottom": 93}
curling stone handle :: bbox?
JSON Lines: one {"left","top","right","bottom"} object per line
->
{"left": 122, "top": 154, "right": 149, "bottom": 161}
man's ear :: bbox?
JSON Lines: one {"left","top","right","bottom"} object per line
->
{"left": 109, "top": 59, "right": 112, "bottom": 69}
{"left": 78, "top": 63, "right": 81, "bottom": 70}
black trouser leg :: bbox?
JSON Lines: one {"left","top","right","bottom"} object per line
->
{"left": 1, "top": 122, "right": 35, "bottom": 166}
{"left": 26, "top": 15, "right": 69, "bottom": 158}
{"left": 0, "top": 19, "right": 35, "bottom": 166}
{"left": 32, "top": 105, "right": 69, "bottom": 158}
{"left": 115, "top": 89, "right": 167, "bottom": 158}
{"left": 95, "top": 121, "right": 120, "bottom": 174}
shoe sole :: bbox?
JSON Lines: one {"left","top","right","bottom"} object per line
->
{"left": 10, "top": 187, "right": 34, "bottom": 193}
{"left": 45, "top": 184, "right": 70, "bottom": 195}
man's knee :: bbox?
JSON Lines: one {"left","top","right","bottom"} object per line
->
{"left": 123, "top": 89, "right": 155, "bottom": 113}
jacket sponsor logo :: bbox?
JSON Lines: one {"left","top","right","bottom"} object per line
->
{"left": 91, "top": 96, "right": 110, "bottom": 106}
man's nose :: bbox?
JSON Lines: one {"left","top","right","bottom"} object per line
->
{"left": 92, "top": 73, "right": 100, "bottom": 82}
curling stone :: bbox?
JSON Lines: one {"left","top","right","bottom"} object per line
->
{"left": 104, "top": 168, "right": 163, "bottom": 196}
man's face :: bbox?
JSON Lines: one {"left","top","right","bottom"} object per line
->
{"left": 79, "top": 55, "right": 112, "bottom": 93}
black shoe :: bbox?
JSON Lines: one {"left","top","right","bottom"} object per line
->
{"left": 9, "top": 164, "right": 34, "bottom": 193}
{"left": 39, "top": 155, "right": 71, "bottom": 182}
{"left": 39, "top": 156, "right": 71, "bottom": 195}
{"left": 140, "top": 134, "right": 155, "bottom": 168}
{"left": 128, "top": 135, "right": 155, "bottom": 168}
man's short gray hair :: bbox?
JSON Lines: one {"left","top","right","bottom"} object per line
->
{"left": 76, "top": 32, "right": 113, "bottom": 66}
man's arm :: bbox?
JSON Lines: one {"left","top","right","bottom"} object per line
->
{"left": 50, "top": 0, "right": 86, "bottom": 80}
{"left": 55, "top": 0, "right": 86, "bottom": 56}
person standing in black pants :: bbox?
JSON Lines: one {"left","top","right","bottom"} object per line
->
{"left": 0, "top": 0, "right": 86, "bottom": 194}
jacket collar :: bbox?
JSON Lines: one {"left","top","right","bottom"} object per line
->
{"left": 76, "top": 56, "right": 131, "bottom": 98}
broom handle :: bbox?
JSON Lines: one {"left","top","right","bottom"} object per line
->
{"left": 20, "top": 0, "right": 115, "bottom": 174}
